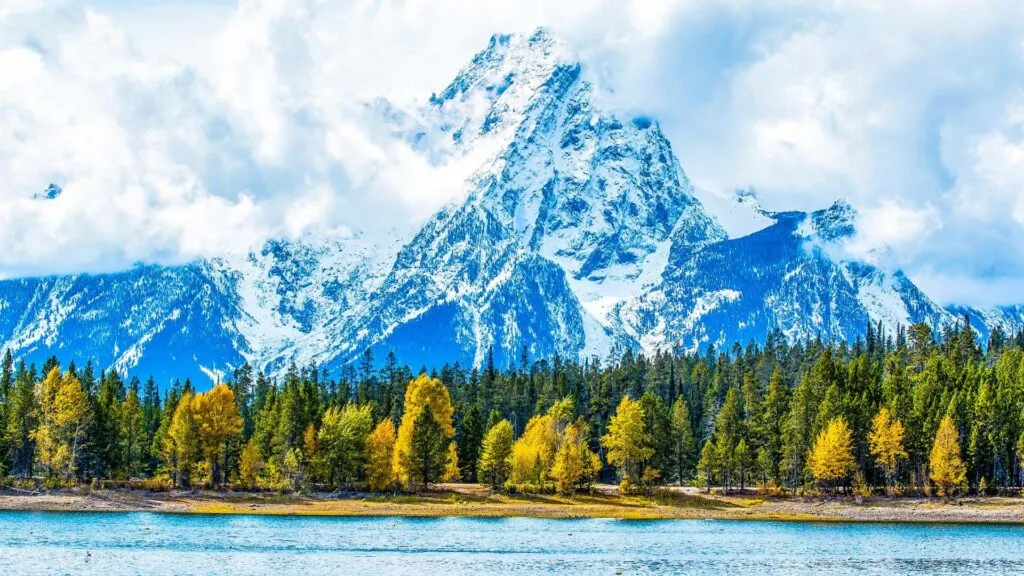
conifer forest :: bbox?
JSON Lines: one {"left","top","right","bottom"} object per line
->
{"left": 1, "top": 318, "right": 1022, "bottom": 499}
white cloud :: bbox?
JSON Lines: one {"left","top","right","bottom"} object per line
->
{"left": 3, "top": 0, "right": 1024, "bottom": 307}
{"left": 845, "top": 200, "right": 942, "bottom": 264}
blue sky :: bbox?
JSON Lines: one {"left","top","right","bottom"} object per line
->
{"left": 3, "top": 0, "right": 1024, "bottom": 307}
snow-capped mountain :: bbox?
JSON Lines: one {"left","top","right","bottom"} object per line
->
{"left": 0, "top": 29, "right": 1019, "bottom": 385}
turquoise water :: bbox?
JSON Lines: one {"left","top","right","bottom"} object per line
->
{"left": 0, "top": 512, "right": 1022, "bottom": 575}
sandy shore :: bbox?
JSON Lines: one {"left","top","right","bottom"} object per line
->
{"left": 1, "top": 485, "right": 1022, "bottom": 523}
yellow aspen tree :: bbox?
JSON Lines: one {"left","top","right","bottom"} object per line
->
{"left": 930, "top": 415, "right": 967, "bottom": 499}
{"left": 477, "top": 419, "right": 514, "bottom": 489}
{"left": 808, "top": 417, "right": 855, "bottom": 492}
{"left": 393, "top": 374, "right": 455, "bottom": 490}
{"left": 507, "top": 399, "right": 575, "bottom": 491}
{"left": 192, "top": 383, "right": 243, "bottom": 487}
{"left": 601, "top": 396, "right": 653, "bottom": 491}
{"left": 238, "top": 438, "right": 264, "bottom": 490}
{"left": 442, "top": 442, "right": 461, "bottom": 482}
{"left": 868, "top": 407, "right": 907, "bottom": 495}
{"left": 551, "top": 419, "right": 600, "bottom": 496}
{"left": 33, "top": 368, "right": 90, "bottom": 482}
{"left": 163, "top": 391, "right": 200, "bottom": 487}
{"left": 509, "top": 414, "right": 557, "bottom": 488}
{"left": 365, "top": 418, "right": 396, "bottom": 492}
{"left": 32, "top": 367, "right": 67, "bottom": 480}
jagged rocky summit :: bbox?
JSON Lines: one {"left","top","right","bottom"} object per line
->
{"left": 1, "top": 29, "right": 1019, "bottom": 386}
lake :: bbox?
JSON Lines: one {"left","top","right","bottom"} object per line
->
{"left": 0, "top": 511, "right": 1022, "bottom": 575}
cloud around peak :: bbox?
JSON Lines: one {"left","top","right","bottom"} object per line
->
{"left": 3, "top": 0, "right": 1024, "bottom": 306}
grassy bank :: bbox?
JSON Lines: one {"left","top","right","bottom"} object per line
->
{"left": 2, "top": 484, "right": 1023, "bottom": 524}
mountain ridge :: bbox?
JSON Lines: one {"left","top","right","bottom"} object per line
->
{"left": 0, "top": 28, "right": 1019, "bottom": 386}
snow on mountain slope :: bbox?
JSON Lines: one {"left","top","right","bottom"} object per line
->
{"left": 691, "top": 188, "right": 775, "bottom": 239}
{"left": 0, "top": 263, "right": 247, "bottom": 384}
{"left": 1, "top": 28, "right": 1021, "bottom": 385}
{"left": 339, "top": 28, "right": 725, "bottom": 366}
{"left": 947, "top": 304, "right": 1024, "bottom": 344}
{"left": 841, "top": 262, "right": 954, "bottom": 330}
{"left": 612, "top": 207, "right": 868, "bottom": 352}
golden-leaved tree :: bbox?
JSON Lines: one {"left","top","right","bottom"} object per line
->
{"left": 808, "top": 417, "right": 855, "bottom": 492}
{"left": 163, "top": 391, "right": 200, "bottom": 487}
{"left": 365, "top": 418, "right": 396, "bottom": 492}
{"left": 33, "top": 367, "right": 90, "bottom": 482}
{"left": 477, "top": 419, "right": 514, "bottom": 489}
{"left": 192, "top": 383, "right": 243, "bottom": 486}
{"left": 238, "top": 439, "right": 264, "bottom": 490}
{"left": 868, "top": 407, "right": 907, "bottom": 495}
{"left": 393, "top": 374, "right": 456, "bottom": 490}
{"left": 602, "top": 396, "right": 652, "bottom": 490}
{"left": 550, "top": 419, "right": 601, "bottom": 496}
{"left": 509, "top": 398, "right": 574, "bottom": 490}
{"left": 930, "top": 415, "right": 966, "bottom": 499}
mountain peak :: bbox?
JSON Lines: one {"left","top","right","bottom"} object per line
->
{"left": 32, "top": 183, "right": 63, "bottom": 200}
{"left": 810, "top": 199, "right": 857, "bottom": 241}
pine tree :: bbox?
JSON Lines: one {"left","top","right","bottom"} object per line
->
{"left": 120, "top": 379, "right": 147, "bottom": 479}
{"left": 4, "top": 362, "right": 38, "bottom": 478}
{"left": 92, "top": 371, "right": 124, "bottom": 480}
{"left": 142, "top": 377, "right": 161, "bottom": 473}
{"left": 734, "top": 438, "right": 752, "bottom": 491}
{"left": 760, "top": 367, "right": 788, "bottom": 485}
{"left": 393, "top": 374, "right": 455, "bottom": 490}
{"left": 669, "top": 398, "right": 696, "bottom": 485}
{"left": 697, "top": 438, "right": 718, "bottom": 493}
{"left": 0, "top": 349, "right": 12, "bottom": 476}
{"left": 408, "top": 405, "right": 449, "bottom": 490}
{"left": 318, "top": 403, "right": 373, "bottom": 487}
{"left": 638, "top": 392, "right": 672, "bottom": 484}
{"left": 456, "top": 404, "right": 483, "bottom": 482}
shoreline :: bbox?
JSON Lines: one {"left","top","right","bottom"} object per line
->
{"left": 1, "top": 485, "right": 1023, "bottom": 524}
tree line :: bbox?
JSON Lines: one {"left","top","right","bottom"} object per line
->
{"left": 0, "top": 317, "right": 1022, "bottom": 498}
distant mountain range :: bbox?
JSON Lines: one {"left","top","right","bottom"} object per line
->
{"left": 2, "top": 29, "right": 1021, "bottom": 386}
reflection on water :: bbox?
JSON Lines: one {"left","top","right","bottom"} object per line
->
{"left": 1, "top": 511, "right": 1022, "bottom": 575}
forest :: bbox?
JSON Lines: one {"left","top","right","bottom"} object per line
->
{"left": 0, "top": 316, "right": 1022, "bottom": 499}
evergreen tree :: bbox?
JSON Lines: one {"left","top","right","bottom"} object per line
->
{"left": 317, "top": 403, "right": 373, "bottom": 487}
{"left": 669, "top": 398, "right": 696, "bottom": 485}
{"left": 120, "top": 378, "right": 147, "bottom": 479}
{"left": 409, "top": 405, "right": 449, "bottom": 490}
{"left": 456, "top": 404, "right": 483, "bottom": 482}
{"left": 4, "top": 362, "right": 37, "bottom": 478}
